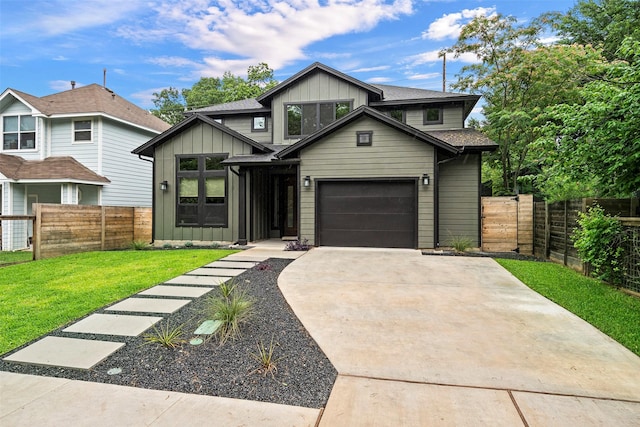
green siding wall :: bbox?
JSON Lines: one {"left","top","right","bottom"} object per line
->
{"left": 438, "top": 153, "right": 481, "bottom": 246}
{"left": 272, "top": 72, "right": 370, "bottom": 144}
{"left": 222, "top": 116, "right": 273, "bottom": 145}
{"left": 299, "top": 117, "right": 436, "bottom": 248}
{"left": 405, "top": 105, "right": 464, "bottom": 130}
{"left": 153, "top": 122, "right": 253, "bottom": 244}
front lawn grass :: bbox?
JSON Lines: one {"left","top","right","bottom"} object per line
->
{"left": 0, "top": 249, "right": 236, "bottom": 355}
{"left": 0, "top": 251, "right": 33, "bottom": 265}
{"left": 497, "top": 259, "right": 640, "bottom": 357}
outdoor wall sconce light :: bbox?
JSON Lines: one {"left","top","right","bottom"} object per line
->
{"left": 303, "top": 176, "right": 311, "bottom": 187}
{"left": 160, "top": 180, "right": 169, "bottom": 191}
{"left": 422, "top": 173, "right": 430, "bottom": 185}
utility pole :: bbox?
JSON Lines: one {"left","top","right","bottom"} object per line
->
{"left": 442, "top": 53, "right": 446, "bottom": 92}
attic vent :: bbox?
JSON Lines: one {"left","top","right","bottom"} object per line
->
{"left": 71, "top": 81, "right": 76, "bottom": 89}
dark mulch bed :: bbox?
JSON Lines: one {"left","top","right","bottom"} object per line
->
{"left": 0, "top": 258, "right": 337, "bottom": 409}
{"left": 422, "top": 249, "right": 545, "bottom": 262}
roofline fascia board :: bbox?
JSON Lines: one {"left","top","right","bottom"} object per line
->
{"left": 185, "top": 108, "right": 271, "bottom": 117}
{"left": 369, "top": 95, "right": 480, "bottom": 107}
{"left": 222, "top": 158, "right": 300, "bottom": 167}
{"left": 6, "top": 178, "right": 109, "bottom": 185}
{"left": 0, "top": 89, "right": 42, "bottom": 115}
{"left": 277, "top": 106, "right": 460, "bottom": 158}
{"left": 257, "top": 62, "right": 383, "bottom": 104}
{"left": 132, "top": 113, "right": 273, "bottom": 157}
{"left": 47, "top": 112, "right": 164, "bottom": 134}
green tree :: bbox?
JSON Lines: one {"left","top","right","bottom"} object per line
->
{"left": 548, "top": 0, "right": 640, "bottom": 61}
{"left": 447, "top": 15, "right": 598, "bottom": 195}
{"left": 537, "top": 37, "right": 640, "bottom": 199}
{"left": 151, "top": 63, "right": 278, "bottom": 125}
{"left": 150, "top": 87, "right": 186, "bottom": 125}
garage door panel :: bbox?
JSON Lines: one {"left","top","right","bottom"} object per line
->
{"left": 317, "top": 180, "right": 417, "bottom": 248}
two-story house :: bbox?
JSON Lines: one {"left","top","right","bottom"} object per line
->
{"left": 133, "top": 62, "right": 496, "bottom": 249}
{"left": 0, "top": 84, "right": 170, "bottom": 250}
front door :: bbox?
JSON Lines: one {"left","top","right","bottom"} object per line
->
{"left": 280, "top": 175, "right": 298, "bottom": 237}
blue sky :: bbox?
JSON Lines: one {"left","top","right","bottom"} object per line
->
{"left": 0, "top": 0, "right": 575, "bottom": 112}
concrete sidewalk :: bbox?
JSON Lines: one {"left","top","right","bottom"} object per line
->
{"left": 278, "top": 247, "right": 640, "bottom": 426}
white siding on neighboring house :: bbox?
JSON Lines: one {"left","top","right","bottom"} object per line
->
{"left": 1, "top": 100, "right": 39, "bottom": 158}
{"left": 101, "top": 118, "right": 154, "bottom": 207}
{"left": 49, "top": 118, "right": 100, "bottom": 171}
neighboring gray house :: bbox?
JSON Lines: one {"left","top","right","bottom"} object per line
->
{"left": 0, "top": 84, "right": 170, "bottom": 250}
{"left": 133, "top": 62, "right": 496, "bottom": 249}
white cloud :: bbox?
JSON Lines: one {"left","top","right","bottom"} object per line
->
{"left": 407, "top": 72, "right": 440, "bottom": 80}
{"left": 422, "top": 7, "right": 496, "bottom": 41}
{"left": 130, "top": 87, "right": 165, "bottom": 108}
{"left": 117, "top": 0, "right": 414, "bottom": 76}
{"left": 407, "top": 49, "right": 478, "bottom": 66}
{"left": 367, "top": 76, "right": 393, "bottom": 83}
{"left": 351, "top": 65, "right": 391, "bottom": 73}
{"left": 52, "top": 56, "right": 68, "bottom": 61}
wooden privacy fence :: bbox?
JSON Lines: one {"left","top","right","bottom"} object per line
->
{"left": 32, "top": 204, "right": 152, "bottom": 260}
{"left": 481, "top": 194, "right": 533, "bottom": 254}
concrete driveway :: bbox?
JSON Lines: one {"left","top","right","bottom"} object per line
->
{"left": 279, "top": 247, "right": 640, "bottom": 426}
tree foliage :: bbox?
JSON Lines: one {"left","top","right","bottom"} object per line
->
{"left": 548, "top": 0, "right": 640, "bottom": 61}
{"left": 537, "top": 37, "right": 640, "bottom": 199}
{"left": 151, "top": 63, "right": 278, "bottom": 125}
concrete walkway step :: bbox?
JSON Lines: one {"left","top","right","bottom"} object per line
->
{"left": 63, "top": 314, "right": 163, "bottom": 337}
{"left": 187, "top": 267, "right": 245, "bottom": 277}
{"left": 106, "top": 298, "right": 190, "bottom": 314}
{"left": 165, "top": 275, "right": 232, "bottom": 286}
{"left": 3, "top": 337, "right": 124, "bottom": 370}
{"left": 138, "top": 285, "right": 214, "bottom": 298}
{"left": 204, "top": 260, "right": 258, "bottom": 269}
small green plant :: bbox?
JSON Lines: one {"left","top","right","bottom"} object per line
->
{"left": 573, "top": 204, "right": 627, "bottom": 284}
{"left": 130, "top": 240, "right": 150, "bottom": 250}
{"left": 184, "top": 241, "right": 194, "bottom": 248}
{"left": 218, "top": 279, "right": 237, "bottom": 299}
{"left": 143, "top": 321, "right": 186, "bottom": 348}
{"left": 450, "top": 235, "right": 474, "bottom": 252}
{"left": 162, "top": 243, "right": 172, "bottom": 249}
{"left": 207, "top": 285, "right": 254, "bottom": 345}
{"left": 249, "top": 336, "right": 282, "bottom": 378}
{"left": 211, "top": 242, "right": 221, "bottom": 249}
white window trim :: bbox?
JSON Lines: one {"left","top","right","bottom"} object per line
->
{"left": 72, "top": 118, "right": 94, "bottom": 144}
{"left": 1, "top": 114, "right": 38, "bottom": 152}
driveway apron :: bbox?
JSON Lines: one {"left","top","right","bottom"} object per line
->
{"left": 278, "top": 247, "right": 640, "bottom": 426}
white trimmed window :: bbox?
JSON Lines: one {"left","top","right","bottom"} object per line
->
{"left": 73, "top": 119, "right": 92, "bottom": 142}
{"left": 2, "top": 115, "right": 36, "bottom": 150}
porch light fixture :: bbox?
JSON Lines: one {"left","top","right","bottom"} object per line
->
{"left": 160, "top": 180, "right": 169, "bottom": 191}
{"left": 303, "top": 176, "right": 311, "bottom": 187}
{"left": 422, "top": 173, "right": 430, "bottom": 185}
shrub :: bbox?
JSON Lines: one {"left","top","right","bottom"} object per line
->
{"left": 450, "top": 235, "right": 474, "bottom": 252}
{"left": 284, "top": 239, "right": 311, "bottom": 251}
{"left": 572, "top": 205, "right": 627, "bottom": 284}
{"left": 249, "top": 336, "right": 282, "bottom": 378}
{"left": 143, "top": 322, "right": 185, "bottom": 348}
{"left": 207, "top": 285, "right": 253, "bottom": 345}
{"left": 184, "top": 241, "right": 194, "bottom": 248}
{"left": 130, "top": 240, "right": 150, "bottom": 250}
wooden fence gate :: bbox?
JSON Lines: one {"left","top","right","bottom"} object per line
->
{"left": 481, "top": 195, "right": 533, "bottom": 254}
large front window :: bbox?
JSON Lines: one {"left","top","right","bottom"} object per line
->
{"left": 176, "top": 154, "right": 228, "bottom": 227}
{"left": 3, "top": 115, "right": 35, "bottom": 150}
{"left": 286, "top": 101, "right": 351, "bottom": 138}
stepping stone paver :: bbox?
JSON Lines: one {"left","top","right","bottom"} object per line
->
{"left": 139, "top": 285, "right": 213, "bottom": 298}
{"left": 194, "top": 320, "right": 222, "bottom": 335}
{"left": 204, "top": 261, "right": 258, "bottom": 269}
{"left": 106, "top": 298, "right": 190, "bottom": 314}
{"left": 187, "top": 267, "right": 244, "bottom": 277}
{"left": 222, "top": 255, "right": 268, "bottom": 262}
{"left": 3, "top": 336, "right": 124, "bottom": 370}
{"left": 165, "top": 275, "right": 231, "bottom": 286}
{"left": 63, "top": 314, "right": 163, "bottom": 337}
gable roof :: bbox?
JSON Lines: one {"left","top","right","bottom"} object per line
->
{"left": 369, "top": 84, "right": 480, "bottom": 118}
{"left": 256, "top": 62, "right": 383, "bottom": 106}
{"left": 132, "top": 113, "right": 273, "bottom": 158}
{"left": 0, "top": 154, "right": 110, "bottom": 184}
{"left": 277, "top": 106, "right": 460, "bottom": 159}
{"left": 187, "top": 98, "right": 269, "bottom": 115}
{"left": 1, "top": 85, "right": 170, "bottom": 133}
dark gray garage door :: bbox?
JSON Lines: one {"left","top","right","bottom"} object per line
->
{"left": 317, "top": 180, "right": 417, "bottom": 248}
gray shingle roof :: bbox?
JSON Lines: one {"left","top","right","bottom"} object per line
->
{"left": 371, "top": 84, "right": 473, "bottom": 102}
{"left": 426, "top": 129, "right": 497, "bottom": 150}
{"left": 6, "top": 85, "right": 170, "bottom": 133}
{"left": 188, "top": 98, "right": 266, "bottom": 114}
{"left": 0, "top": 154, "right": 110, "bottom": 183}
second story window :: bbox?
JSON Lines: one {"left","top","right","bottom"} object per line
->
{"left": 3, "top": 115, "right": 35, "bottom": 150}
{"left": 74, "top": 120, "right": 92, "bottom": 142}
{"left": 423, "top": 107, "right": 443, "bottom": 125}
{"left": 286, "top": 101, "right": 351, "bottom": 138}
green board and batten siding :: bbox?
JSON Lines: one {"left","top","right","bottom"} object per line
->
{"left": 405, "top": 106, "right": 464, "bottom": 131}
{"left": 152, "top": 121, "right": 252, "bottom": 243}
{"left": 299, "top": 116, "right": 436, "bottom": 248}
{"left": 271, "top": 72, "right": 370, "bottom": 144}
{"left": 438, "top": 153, "right": 481, "bottom": 246}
